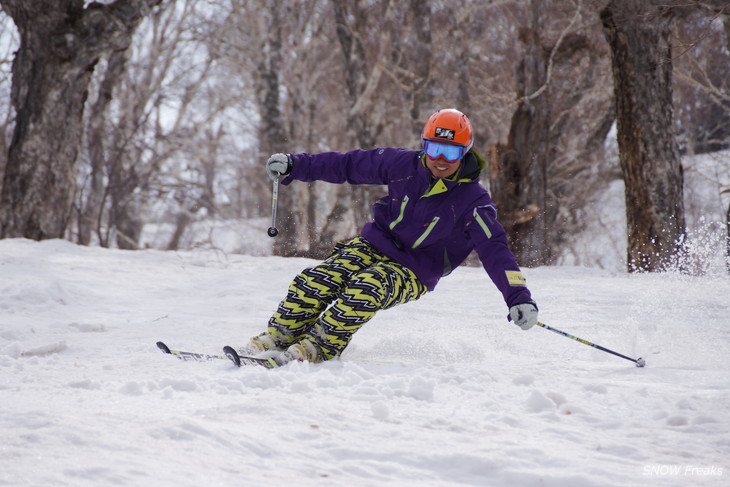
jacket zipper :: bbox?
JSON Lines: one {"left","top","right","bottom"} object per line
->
{"left": 389, "top": 195, "right": 409, "bottom": 230}
{"left": 412, "top": 216, "right": 440, "bottom": 248}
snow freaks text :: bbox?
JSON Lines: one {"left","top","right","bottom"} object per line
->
{"left": 643, "top": 464, "right": 723, "bottom": 477}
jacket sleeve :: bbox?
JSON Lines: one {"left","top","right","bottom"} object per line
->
{"left": 284, "top": 148, "right": 413, "bottom": 185}
{"left": 466, "top": 200, "right": 533, "bottom": 308}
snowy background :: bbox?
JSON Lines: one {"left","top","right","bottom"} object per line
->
{"left": 1, "top": 233, "right": 728, "bottom": 487}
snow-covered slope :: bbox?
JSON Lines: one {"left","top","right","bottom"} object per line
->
{"left": 1, "top": 238, "right": 728, "bottom": 486}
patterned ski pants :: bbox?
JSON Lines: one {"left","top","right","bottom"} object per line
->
{"left": 267, "top": 236, "right": 427, "bottom": 360}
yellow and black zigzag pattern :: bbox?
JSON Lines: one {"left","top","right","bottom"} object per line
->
{"left": 267, "top": 237, "right": 426, "bottom": 359}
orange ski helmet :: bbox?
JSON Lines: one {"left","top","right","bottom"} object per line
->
{"left": 422, "top": 109, "right": 473, "bottom": 151}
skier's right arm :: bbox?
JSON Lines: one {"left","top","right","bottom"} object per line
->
{"left": 271, "top": 149, "right": 412, "bottom": 186}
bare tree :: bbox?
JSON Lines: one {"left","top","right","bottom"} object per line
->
{"left": 489, "top": 0, "right": 614, "bottom": 267}
{"left": 207, "top": 0, "right": 322, "bottom": 256}
{"left": 257, "top": 0, "right": 299, "bottom": 256}
{"left": 0, "top": 14, "right": 16, "bottom": 187}
{"left": 491, "top": 0, "right": 553, "bottom": 266}
{"left": 724, "top": 190, "right": 730, "bottom": 274}
{"left": 211, "top": 0, "right": 432, "bottom": 257}
{"left": 0, "top": 0, "right": 161, "bottom": 240}
{"left": 78, "top": 49, "right": 129, "bottom": 246}
{"left": 601, "top": 0, "right": 687, "bottom": 272}
{"left": 673, "top": 6, "right": 730, "bottom": 155}
{"left": 166, "top": 125, "right": 223, "bottom": 251}
{"left": 404, "top": 0, "right": 433, "bottom": 136}
{"left": 75, "top": 0, "right": 229, "bottom": 249}
{"left": 330, "top": 0, "right": 389, "bottom": 226}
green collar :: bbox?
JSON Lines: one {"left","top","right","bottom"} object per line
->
{"left": 419, "top": 149, "right": 486, "bottom": 197}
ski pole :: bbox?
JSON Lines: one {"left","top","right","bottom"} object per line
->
{"left": 536, "top": 321, "right": 646, "bottom": 367}
{"left": 267, "top": 176, "right": 279, "bottom": 237}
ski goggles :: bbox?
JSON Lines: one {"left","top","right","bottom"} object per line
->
{"left": 423, "top": 140, "right": 466, "bottom": 163}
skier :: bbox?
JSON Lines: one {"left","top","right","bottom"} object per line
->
{"left": 244, "top": 108, "right": 538, "bottom": 364}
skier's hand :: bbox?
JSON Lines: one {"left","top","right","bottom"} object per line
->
{"left": 266, "top": 153, "right": 292, "bottom": 181}
{"left": 509, "top": 301, "right": 538, "bottom": 330}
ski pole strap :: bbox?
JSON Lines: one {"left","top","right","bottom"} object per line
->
{"left": 536, "top": 322, "right": 646, "bottom": 367}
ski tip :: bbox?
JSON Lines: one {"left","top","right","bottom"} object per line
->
{"left": 156, "top": 341, "right": 171, "bottom": 354}
{"left": 222, "top": 346, "right": 242, "bottom": 367}
{"left": 635, "top": 357, "right": 646, "bottom": 368}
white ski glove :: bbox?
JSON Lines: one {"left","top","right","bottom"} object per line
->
{"left": 509, "top": 301, "right": 539, "bottom": 330}
{"left": 266, "top": 153, "right": 292, "bottom": 181}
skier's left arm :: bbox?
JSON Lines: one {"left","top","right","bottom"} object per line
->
{"left": 466, "top": 202, "right": 539, "bottom": 331}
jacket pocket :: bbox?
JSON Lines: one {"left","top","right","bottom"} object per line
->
{"left": 389, "top": 195, "right": 410, "bottom": 230}
{"left": 473, "top": 205, "right": 496, "bottom": 239}
{"left": 412, "top": 216, "right": 440, "bottom": 248}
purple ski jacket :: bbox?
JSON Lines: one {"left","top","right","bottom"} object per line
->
{"left": 284, "top": 148, "right": 533, "bottom": 309}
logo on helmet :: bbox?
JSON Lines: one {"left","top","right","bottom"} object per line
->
{"left": 434, "top": 127, "right": 455, "bottom": 140}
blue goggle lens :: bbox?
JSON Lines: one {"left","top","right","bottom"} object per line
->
{"left": 423, "top": 140, "right": 464, "bottom": 162}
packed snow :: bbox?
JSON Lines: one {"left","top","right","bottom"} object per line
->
{"left": 1, "top": 237, "right": 728, "bottom": 486}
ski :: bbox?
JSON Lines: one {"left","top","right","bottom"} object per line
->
{"left": 156, "top": 341, "right": 280, "bottom": 369}
{"left": 157, "top": 341, "right": 227, "bottom": 362}
{"left": 222, "top": 345, "right": 280, "bottom": 369}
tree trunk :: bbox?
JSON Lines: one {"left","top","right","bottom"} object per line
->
{"left": 601, "top": 0, "right": 686, "bottom": 272}
{"left": 406, "top": 0, "right": 432, "bottom": 138}
{"left": 332, "top": 0, "right": 388, "bottom": 226}
{"left": 167, "top": 208, "right": 194, "bottom": 251}
{"left": 106, "top": 155, "right": 142, "bottom": 249}
{"left": 727, "top": 200, "right": 730, "bottom": 273}
{"left": 254, "top": 0, "right": 298, "bottom": 257}
{"left": 78, "top": 49, "right": 128, "bottom": 246}
{"left": 0, "top": 0, "right": 160, "bottom": 240}
{"left": 491, "top": 0, "right": 551, "bottom": 267}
